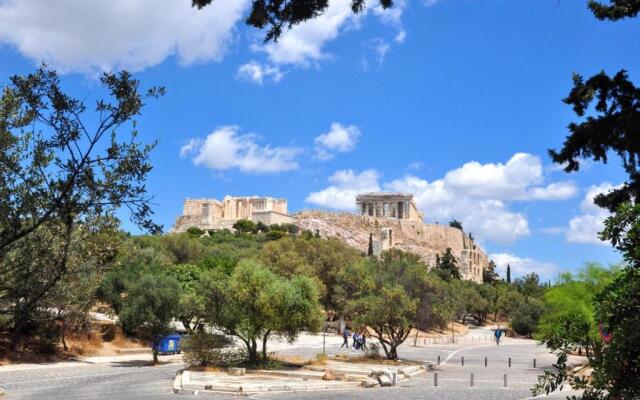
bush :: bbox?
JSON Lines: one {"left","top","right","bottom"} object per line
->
{"left": 233, "top": 219, "right": 256, "bottom": 234}
{"left": 182, "top": 331, "right": 233, "bottom": 366}
{"left": 510, "top": 299, "right": 544, "bottom": 337}
{"left": 265, "top": 230, "right": 287, "bottom": 241}
{"left": 186, "top": 227, "right": 205, "bottom": 237}
{"left": 365, "top": 342, "right": 382, "bottom": 359}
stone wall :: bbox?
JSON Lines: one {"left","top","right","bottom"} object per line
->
{"left": 172, "top": 196, "right": 290, "bottom": 232}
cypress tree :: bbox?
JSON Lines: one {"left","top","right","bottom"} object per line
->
{"left": 506, "top": 264, "right": 511, "bottom": 284}
{"left": 367, "top": 233, "right": 374, "bottom": 256}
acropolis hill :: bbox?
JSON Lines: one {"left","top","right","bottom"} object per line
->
{"left": 172, "top": 193, "right": 487, "bottom": 283}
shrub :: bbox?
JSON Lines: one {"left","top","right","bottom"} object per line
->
{"left": 182, "top": 331, "right": 233, "bottom": 367}
{"left": 186, "top": 227, "right": 205, "bottom": 237}
{"left": 510, "top": 299, "right": 544, "bottom": 337}
{"left": 365, "top": 342, "right": 382, "bottom": 359}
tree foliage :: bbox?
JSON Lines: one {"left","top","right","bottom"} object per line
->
{"left": 338, "top": 249, "right": 431, "bottom": 360}
{"left": 261, "top": 236, "right": 361, "bottom": 310}
{"left": 537, "top": 3, "right": 640, "bottom": 396}
{"left": 192, "top": 0, "right": 393, "bottom": 42}
{"left": 483, "top": 260, "right": 500, "bottom": 283}
{"left": 200, "top": 259, "right": 322, "bottom": 366}
{"left": 0, "top": 66, "right": 161, "bottom": 341}
{"left": 448, "top": 219, "right": 463, "bottom": 231}
{"left": 549, "top": 70, "right": 640, "bottom": 213}
{"left": 435, "top": 248, "right": 461, "bottom": 280}
{"left": 588, "top": 0, "right": 640, "bottom": 20}
{"left": 117, "top": 273, "right": 181, "bottom": 364}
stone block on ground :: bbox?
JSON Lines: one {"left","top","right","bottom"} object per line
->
{"left": 362, "top": 378, "right": 379, "bottom": 388}
{"left": 228, "top": 367, "right": 246, "bottom": 376}
{"left": 377, "top": 373, "right": 392, "bottom": 387}
{"left": 322, "top": 368, "right": 336, "bottom": 381}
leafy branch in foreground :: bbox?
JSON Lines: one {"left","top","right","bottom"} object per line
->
{"left": 0, "top": 65, "right": 163, "bottom": 342}
{"left": 192, "top": 0, "right": 393, "bottom": 42}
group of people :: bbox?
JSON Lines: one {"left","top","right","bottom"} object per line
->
{"left": 340, "top": 327, "right": 368, "bottom": 350}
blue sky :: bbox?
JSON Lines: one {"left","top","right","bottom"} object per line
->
{"left": 1, "top": 0, "right": 637, "bottom": 279}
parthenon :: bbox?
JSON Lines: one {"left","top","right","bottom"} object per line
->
{"left": 355, "top": 192, "right": 424, "bottom": 221}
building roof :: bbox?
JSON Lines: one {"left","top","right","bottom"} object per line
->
{"left": 356, "top": 192, "right": 415, "bottom": 200}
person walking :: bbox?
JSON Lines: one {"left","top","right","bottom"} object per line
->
{"left": 341, "top": 327, "right": 351, "bottom": 349}
{"left": 360, "top": 329, "right": 368, "bottom": 350}
{"left": 494, "top": 326, "right": 503, "bottom": 346}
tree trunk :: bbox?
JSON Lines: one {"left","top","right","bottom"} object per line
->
{"left": 387, "top": 345, "right": 399, "bottom": 360}
{"left": 262, "top": 331, "right": 271, "bottom": 365}
{"left": 152, "top": 335, "right": 160, "bottom": 365}
{"left": 246, "top": 338, "right": 258, "bottom": 367}
{"left": 61, "top": 329, "right": 68, "bottom": 352}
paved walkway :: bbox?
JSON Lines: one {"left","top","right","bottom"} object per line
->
{"left": 0, "top": 326, "right": 581, "bottom": 399}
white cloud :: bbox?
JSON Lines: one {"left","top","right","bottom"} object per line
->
{"left": 566, "top": 183, "right": 617, "bottom": 246}
{"left": 394, "top": 30, "right": 407, "bottom": 44}
{"left": 306, "top": 153, "right": 576, "bottom": 245}
{"left": 236, "top": 61, "right": 284, "bottom": 85}
{"left": 386, "top": 176, "right": 530, "bottom": 244}
{"left": 528, "top": 181, "right": 579, "bottom": 200}
{"left": 364, "top": 37, "right": 391, "bottom": 68}
{"left": 254, "top": 0, "right": 360, "bottom": 67}
{"left": 384, "top": 153, "right": 577, "bottom": 244}
{"left": 0, "top": 0, "right": 249, "bottom": 74}
{"left": 184, "top": 126, "right": 300, "bottom": 173}
{"left": 490, "top": 252, "right": 557, "bottom": 280}
{"left": 306, "top": 169, "right": 380, "bottom": 210}
{"left": 250, "top": 0, "right": 407, "bottom": 70}
{"left": 180, "top": 138, "right": 200, "bottom": 158}
{"left": 539, "top": 226, "right": 566, "bottom": 235}
{"left": 442, "top": 153, "right": 576, "bottom": 201}
{"left": 314, "top": 122, "right": 361, "bottom": 160}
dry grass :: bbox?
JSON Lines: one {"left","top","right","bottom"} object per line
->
{"left": 187, "top": 365, "right": 225, "bottom": 373}
{"left": 110, "top": 327, "right": 144, "bottom": 348}
{"left": 66, "top": 331, "right": 104, "bottom": 356}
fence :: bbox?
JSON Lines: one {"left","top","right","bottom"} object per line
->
{"left": 412, "top": 335, "right": 495, "bottom": 346}
{"left": 432, "top": 372, "right": 525, "bottom": 388}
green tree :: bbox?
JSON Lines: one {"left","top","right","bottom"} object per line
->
{"left": 261, "top": 236, "right": 362, "bottom": 310}
{"left": 162, "top": 264, "right": 207, "bottom": 333}
{"left": 435, "top": 248, "right": 461, "bottom": 280}
{"left": 448, "top": 219, "right": 464, "bottom": 231}
{"left": 0, "top": 67, "right": 161, "bottom": 340}
{"left": 201, "top": 260, "right": 322, "bottom": 366}
{"left": 536, "top": 264, "right": 620, "bottom": 358}
{"left": 510, "top": 298, "right": 544, "bottom": 338}
{"left": 515, "top": 272, "right": 545, "bottom": 299}
{"left": 338, "top": 249, "right": 430, "bottom": 360}
{"left": 117, "top": 273, "right": 181, "bottom": 364}
{"left": 506, "top": 264, "right": 511, "bottom": 283}
{"left": 367, "top": 233, "right": 374, "bottom": 256}
{"left": 232, "top": 219, "right": 257, "bottom": 234}
{"left": 496, "top": 289, "right": 524, "bottom": 319}
{"left": 536, "top": 3, "right": 640, "bottom": 396}
{"left": 483, "top": 260, "right": 500, "bottom": 284}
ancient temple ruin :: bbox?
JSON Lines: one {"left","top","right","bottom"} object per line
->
{"left": 171, "top": 192, "right": 488, "bottom": 282}
{"left": 298, "top": 192, "right": 488, "bottom": 283}
{"left": 356, "top": 193, "right": 423, "bottom": 221}
{"left": 172, "top": 196, "right": 293, "bottom": 232}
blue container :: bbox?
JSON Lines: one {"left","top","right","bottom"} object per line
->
{"left": 154, "top": 333, "right": 182, "bottom": 355}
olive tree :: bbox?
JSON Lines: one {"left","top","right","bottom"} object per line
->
{"left": 201, "top": 259, "right": 322, "bottom": 366}
{"left": 0, "top": 66, "right": 162, "bottom": 340}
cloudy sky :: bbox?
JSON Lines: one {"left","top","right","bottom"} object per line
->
{"left": 1, "top": 0, "right": 637, "bottom": 280}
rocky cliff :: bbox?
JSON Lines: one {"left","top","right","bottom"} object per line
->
{"left": 293, "top": 210, "right": 487, "bottom": 283}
